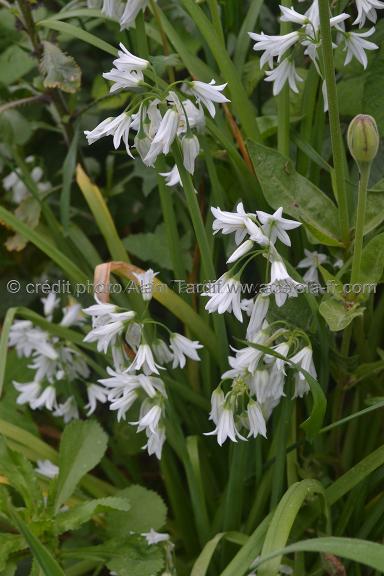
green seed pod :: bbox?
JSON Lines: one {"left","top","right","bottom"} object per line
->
{"left": 347, "top": 114, "right": 379, "bottom": 168}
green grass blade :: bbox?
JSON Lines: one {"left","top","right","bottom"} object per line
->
{"left": 37, "top": 19, "right": 117, "bottom": 56}
{"left": 61, "top": 129, "right": 79, "bottom": 230}
{"left": 253, "top": 537, "right": 384, "bottom": 573}
{"left": 0, "top": 308, "right": 17, "bottom": 397}
{"left": 233, "top": 0, "right": 263, "bottom": 68}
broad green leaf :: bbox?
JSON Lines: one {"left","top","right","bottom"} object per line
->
{"left": 56, "top": 496, "right": 131, "bottom": 533}
{"left": 123, "top": 223, "right": 192, "bottom": 271}
{"left": 107, "top": 539, "right": 164, "bottom": 576}
{"left": 41, "top": 41, "right": 81, "bottom": 93}
{"left": 319, "top": 296, "right": 365, "bottom": 331}
{"left": 7, "top": 508, "right": 66, "bottom": 576}
{"left": 258, "top": 480, "right": 327, "bottom": 576}
{"left": 360, "top": 232, "right": 384, "bottom": 283}
{"left": 106, "top": 485, "right": 167, "bottom": 536}
{"left": 54, "top": 420, "right": 108, "bottom": 511}
{"left": 337, "top": 75, "right": 364, "bottom": 117}
{"left": 253, "top": 537, "right": 384, "bottom": 573}
{"left": 0, "top": 45, "right": 35, "bottom": 85}
{"left": 0, "top": 110, "right": 33, "bottom": 146}
{"left": 248, "top": 142, "right": 342, "bottom": 246}
{"left": 37, "top": 19, "right": 117, "bottom": 56}
{"left": 363, "top": 50, "right": 384, "bottom": 136}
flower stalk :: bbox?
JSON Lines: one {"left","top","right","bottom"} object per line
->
{"left": 318, "top": 0, "right": 350, "bottom": 246}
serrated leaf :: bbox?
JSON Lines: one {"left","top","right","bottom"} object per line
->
{"left": 107, "top": 540, "right": 164, "bottom": 576}
{"left": 41, "top": 41, "right": 81, "bottom": 93}
{"left": 54, "top": 420, "right": 108, "bottom": 512}
{"left": 248, "top": 141, "right": 342, "bottom": 246}
{"left": 106, "top": 485, "right": 167, "bottom": 536}
{"left": 0, "top": 534, "right": 26, "bottom": 572}
{"left": 56, "top": 496, "right": 131, "bottom": 533}
{"left": 319, "top": 296, "right": 365, "bottom": 332}
{"left": 0, "top": 438, "right": 43, "bottom": 511}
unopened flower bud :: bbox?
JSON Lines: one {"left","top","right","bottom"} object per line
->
{"left": 347, "top": 114, "right": 379, "bottom": 169}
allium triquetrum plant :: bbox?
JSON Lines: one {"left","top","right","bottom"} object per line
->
{"left": 0, "top": 0, "right": 384, "bottom": 575}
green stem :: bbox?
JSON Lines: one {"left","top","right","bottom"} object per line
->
{"left": 156, "top": 160, "right": 187, "bottom": 279}
{"left": 351, "top": 164, "right": 370, "bottom": 284}
{"left": 172, "top": 142, "right": 228, "bottom": 367}
{"left": 318, "top": 0, "right": 349, "bottom": 245}
{"left": 277, "top": 0, "right": 290, "bottom": 157}
{"left": 135, "top": 9, "right": 149, "bottom": 59}
{"left": 208, "top": 0, "right": 225, "bottom": 46}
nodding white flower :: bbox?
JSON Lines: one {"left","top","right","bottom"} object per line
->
{"left": 60, "top": 303, "right": 83, "bottom": 327}
{"left": 133, "top": 268, "right": 158, "bottom": 301}
{"left": 54, "top": 396, "right": 79, "bottom": 422}
{"left": 249, "top": 369, "right": 271, "bottom": 403}
{"left": 83, "top": 299, "right": 118, "bottom": 320}
{"left": 246, "top": 294, "right": 270, "bottom": 340}
{"left": 230, "top": 332, "right": 268, "bottom": 374}
{"left": 84, "top": 312, "right": 134, "bottom": 353}
{"left": 142, "top": 529, "right": 170, "bottom": 545}
{"left": 41, "top": 293, "right": 59, "bottom": 320}
{"left": 169, "top": 333, "right": 203, "bottom": 368}
{"left": 297, "top": 249, "right": 328, "bottom": 283}
{"left": 227, "top": 239, "right": 254, "bottom": 264}
{"left": 186, "top": 80, "right": 230, "bottom": 118}
{"left": 247, "top": 400, "right": 267, "bottom": 438}
{"left": 205, "top": 405, "right": 244, "bottom": 446}
{"left": 334, "top": 257, "right": 344, "bottom": 270}
{"left": 120, "top": 0, "right": 149, "bottom": 28}
{"left": 112, "top": 43, "right": 149, "bottom": 71}
{"left": 128, "top": 343, "right": 163, "bottom": 375}
{"left": 153, "top": 339, "right": 174, "bottom": 364}
{"left": 182, "top": 100, "right": 205, "bottom": 131}
{"left": 203, "top": 274, "right": 243, "bottom": 322}
{"left": 84, "top": 113, "right": 134, "bottom": 156}
{"left": 85, "top": 384, "right": 108, "bottom": 415}
{"left": 182, "top": 134, "right": 200, "bottom": 174}
{"left": 110, "top": 388, "right": 139, "bottom": 421}
{"left": 144, "top": 425, "right": 166, "bottom": 459}
{"left": 343, "top": 28, "right": 377, "bottom": 69}
{"left": 144, "top": 109, "right": 180, "bottom": 166}
{"left": 131, "top": 402, "right": 163, "bottom": 434}
{"left": 211, "top": 202, "right": 252, "bottom": 245}
{"left": 265, "top": 341, "right": 291, "bottom": 373}
{"left": 249, "top": 31, "right": 300, "bottom": 68}
{"left": 256, "top": 207, "right": 301, "bottom": 246}
{"left": 289, "top": 346, "right": 316, "bottom": 398}
{"left": 35, "top": 460, "right": 59, "bottom": 479}
{"left": 125, "top": 322, "right": 143, "bottom": 350}
{"left": 354, "top": 0, "right": 384, "bottom": 26}
{"left": 14, "top": 381, "right": 41, "bottom": 405}
{"left": 279, "top": 5, "right": 309, "bottom": 25}
{"left": 30, "top": 385, "right": 57, "bottom": 411}
{"left": 102, "top": 0, "right": 123, "bottom": 19}
{"left": 209, "top": 387, "right": 225, "bottom": 425}
{"left": 9, "top": 321, "right": 58, "bottom": 359}
{"left": 159, "top": 165, "right": 181, "bottom": 187}
{"left": 268, "top": 365, "right": 286, "bottom": 400}
{"left": 28, "top": 352, "right": 58, "bottom": 384}
{"left": 265, "top": 59, "right": 303, "bottom": 96}
{"left": 103, "top": 66, "right": 144, "bottom": 92}
{"left": 268, "top": 251, "right": 301, "bottom": 306}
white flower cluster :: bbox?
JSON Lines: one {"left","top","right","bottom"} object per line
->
{"left": 204, "top": 203, "right": 317, "bottom": 445}
{"left": 84, "top": 44, "right": 229, "bottom": 186}
{"left": 249, "top": 0, "right": 378, "bottom": 102}
{"left": 9, "top": 294, "right": 87, "bottom": 422}
{"left": 2, "top": 156, "right": 50, "bottom": 204}
{"left": 82, "top": 271, "right": 203, "bottom": 459}
{"left": 87, "top": 0, "right": 150, "bottom": 29}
